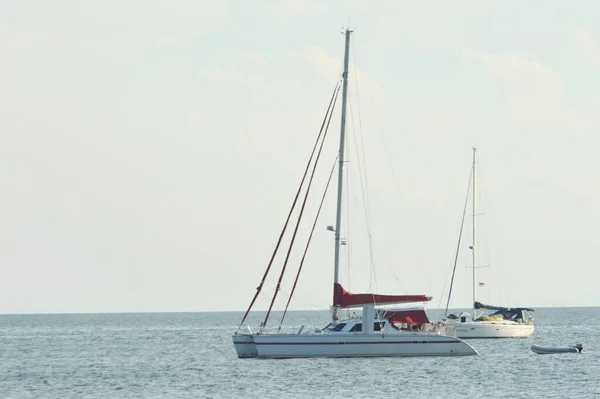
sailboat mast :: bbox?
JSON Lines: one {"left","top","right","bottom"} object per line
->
{"left": 333, "top": 29, "right": 352, "bottom": 302}
{"left": 471, "top": 147, "right": 477, "bottom": 318}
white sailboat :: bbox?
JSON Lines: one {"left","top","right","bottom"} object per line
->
{"left": 442, "top": 148, "right": 534, "bottom": 338}
{"left": 232, "top": 29, "right": 478, "bottom": 358}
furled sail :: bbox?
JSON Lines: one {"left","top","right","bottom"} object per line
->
{"left": 333, "top": 283, "right": 430, "bottom": 308}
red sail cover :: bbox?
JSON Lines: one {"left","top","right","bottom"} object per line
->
{"left": 379, "top": 309, "right": 431, "bottom": 325}
{"left": 333, "top": 283, "right": 430, "bottom": 308}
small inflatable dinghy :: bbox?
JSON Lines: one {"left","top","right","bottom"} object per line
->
{"left": 531, "top": 344, "right": 583, "bottom": 354}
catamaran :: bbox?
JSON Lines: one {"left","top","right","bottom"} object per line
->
{"left": 232, "top": 29, "right": 478, "bottom": 358}
{"left": 442, "top": 148, "right": 535, "bottom": 338}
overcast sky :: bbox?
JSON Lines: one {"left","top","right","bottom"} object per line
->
{"left": 2, "top": 1, "right": 600, "bottom": 314}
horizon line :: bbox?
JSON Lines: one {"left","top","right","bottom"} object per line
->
{"left": 1, "top": 305, "right": 598, "bottom": 317}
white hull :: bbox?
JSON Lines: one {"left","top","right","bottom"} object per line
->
{"left": 445, "top": 321, "right": 534, "bottom": 338}
{"left": 232, "top": 334, "right": 258, "bottom": 358}
{"left": 233, "top": 332, "right": 478, "bottom": 358}
{"left": 531, "top": 345, "right": 581, "bottom": 354}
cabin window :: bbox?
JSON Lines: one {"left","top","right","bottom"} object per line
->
{"left": 332, "top": 323, "right": 347, "bottom": 332}
{"left": 349, "top": 323, "right": 362, "bottom": 332}
{"left": 373, "top": 322, "right": 385, "bottom": 331}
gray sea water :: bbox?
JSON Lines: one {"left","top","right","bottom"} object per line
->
{"left": 1, "top": 308, "right": 598, "bottom": 398}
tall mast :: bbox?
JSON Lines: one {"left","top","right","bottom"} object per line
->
{"left": 333, "top": 29, "right": 352, "bottom": 308}
{"left": 471, "top": 147, "right": 477, "bottom": 318}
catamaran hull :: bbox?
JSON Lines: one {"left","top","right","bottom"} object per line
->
{"left": 233, "top": 333, "right": 478, "bottom": 358}
{"left": 232, "top": 334, "right": 257, "bottom": 358}
{"left": 445, "top": 321, "right": 534, "bottom": 338}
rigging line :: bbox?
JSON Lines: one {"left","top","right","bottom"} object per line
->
{"left": 477, "top": 167, "right": 496, "bottom": 299}
{"left": 345, "top": 142, "right": 351, "bottom": 289}
{"left": 279, "top": 156, "right": 339, "bottom": 328}
{"left": 351, "top": 38, "right": 370, "bottom": 220}
{"left": 348, "top": 93, "right": 376, "bottom": 293}
{"left": 344, "top": 77, "right": 353, "bottom": 290}
{"left": 350, "top": 43, "right": 372, "bottom": 223}
{"left": 263, "top": 84, "right": 342, "bottom": 327}
{"left": 351, "top": 39, "right": 374, "bottom": 252}
{"left": 350, "top": 48, "right": 378, "bottom": 294}
{"left": 436, "top": 259, "right": 458, "bottom": 311}
{"left": 369, "top": 95, "right": 410, "bottom": 293}
{"left": 444, "top": 164, "right": 474, "bottom": 317}
{"left": 347, "top": 94, "right": 365, "bottom": 285}
{"left": 238, "top": 78, "right": 341, "bottom": 328}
